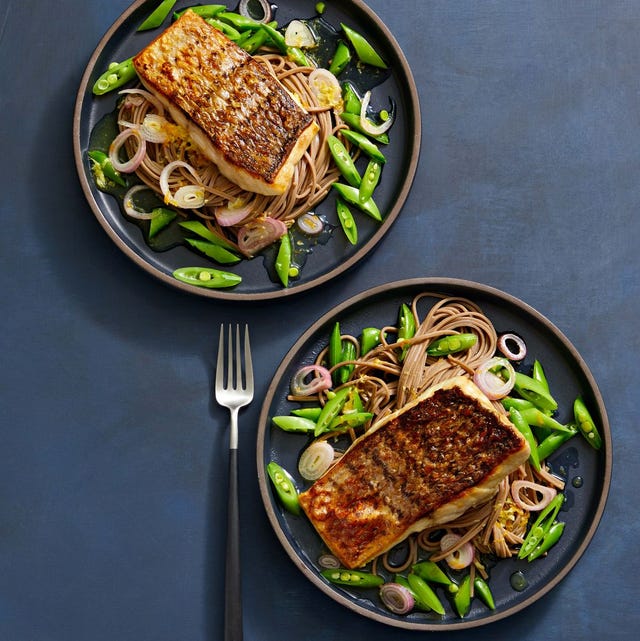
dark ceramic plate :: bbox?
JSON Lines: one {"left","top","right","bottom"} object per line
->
{"left": 73, "top": 0, "right": 420, "bottom": 300}
{"left": 257, "top": 278, "right": 611, "bottom": 630}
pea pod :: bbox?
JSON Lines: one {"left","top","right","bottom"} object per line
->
{"left": 291, "top": 407, "right": 323, "bottom": 421}
{"left": 332, "top": 183, "right": 381, "bottom": 221}
{"left": 509, "top": 408, "right": 541, "bottom": 472}
{"left": 238, "top": 27, "right": 269, "bottom": 53}
{"left": 205, "top": 17, "right": 241, "bottom": 39}
{"left": 148, "top": 207, "right": 177, "bottom": 238}
{"left": 340, "top": 129, "right": 386, "bottom": 164}
{"left": 275, "top": 232, "right": 292, "bottom": 287}
{"left": 336, "top": 198, "right": 358, "bottom": 244}
{"left": 426, "top": 333, "right": 478, "bottom": 357}
{"left": 174, "top": 5, "right": 226, "bottom": 20}
{"left": 407, "top": 573, "right": 445, "bottom": 615}
{"left": 453, "top": 574, "right": 472, "bottom": 618}
{"left": 271, "top": 415, "right": 316, "bottom": 433}
{"left": 185, "top": 238, "right": 241, "bottom": 264}
{"left": 536, "top": 423, "right": 578, "bottom": 461}
{"left": 87, "top": 150, "right": 126, "bottom": 187}
{"left": 286, "top": 46, "right": 310, "bottom": 67}
{"left": 473, "top": 576, "right": 495, "bottom": 610}
{"left": 328, "top": 411, "right": 373, "bottom": 432}
{"left": 342, "top": 82, "right": 362, "bottom": 114}
{"left": 527, "top": 521, "right": 565, "bottom": 561}
{"left": 411, "top": 560, "right": 453, "bottom": 586}
{"left": 360, "top": 327, "right": 381, "bottom": 355}
{"left": 178, "top": 220, "right": 237, "bottom": 251}
{"left": 336, "top": 340, "right": 356, "bottom": 385}
{"left": 518, "top": 492, "right": 564, "bottom": 559}
{"left": 266, "top": 461, "right": 300, "bottom": 515}
{"left": 137, "top": 0, "right": 177, "bottom": 31}
{"left": 321, "top": 568, "right": 384, "bottom": 588}
{"left": 501, "top": 396, "right": 535, "bottom": 412}
{"left": 339, "top": 112, "right": 389, "bottom": 144}
{"left": 172, "top": 267, "right": 241, "bottom": 288}
{"left": 217, "top": 11, "right": 266, "bottom": 31}
{"left": 329, "top": 322, "right": 343, "bottom": 372}
{"left": 394, "top": 575, "right": 432, "bottom": 612}
{"left": 519, "top": 407, "right": 575, "bottom": 434}
{"left": 260, "top": 23, "right": 288, "bottom": 53}
{"left": 397, "top": 303, "right": 416, "bottom": 361}
{"left": 532, "top": 359, "right": 550, "bottom": 392}
{"left": 513, "top": 372, "right": 558, "bottom": 412}
{"left": 314, "top": 386, "right": 351, "bottom": 436}
{"left": 327, "top": 135, "right": 361, "bottom": 187}
{"left": 329, "top": 40, "right": 352, "bottom": 75}
{"left": 341, "top": 23, "right": 387, "bottom": 69}
{"left": 573, "top": 397, "right": 602, "bottom": 449}
{"left": 358, "top": 160, "right": 382, "bottom": 203}
{"left": 92, "top": 57, "right": 137, "bottom": 95}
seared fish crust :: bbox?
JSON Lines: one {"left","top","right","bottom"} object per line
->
{"left": 133, "top": 10, "right": 319, "bottom": 195}
{"left": 298, "top": 377, "right": 530, "bottom": 569}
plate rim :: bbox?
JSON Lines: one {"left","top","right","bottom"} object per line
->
{"left": 256, "top": 276, "right": 612, "bottom": 630}
{"left": 72, "top": 0, "right": 422, "bottom": 301}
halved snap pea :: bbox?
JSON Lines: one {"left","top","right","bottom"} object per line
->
{"left": 172, "top": 267, "right": 241, "bottom": 288}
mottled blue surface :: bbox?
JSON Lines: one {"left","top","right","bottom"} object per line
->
{"left": 1, "top": 0, "right": 638, "bottom": 640}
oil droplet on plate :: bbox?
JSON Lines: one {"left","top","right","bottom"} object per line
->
{"left": 572, "top": 476, "right": 583, "bottom": 488}
{"left": 510, "top": 570, "right": 528, "bottom": 592}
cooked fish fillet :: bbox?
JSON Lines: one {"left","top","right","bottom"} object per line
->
{"left": 298, "top": 377, "right": 530, "bottom": 569}
{"left": 132, "top": 10, "right": 319, "bottom": 196}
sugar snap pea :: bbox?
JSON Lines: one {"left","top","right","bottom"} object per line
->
{"left": 360, "top": 327, "right": 381, "bottom": 355}
{"left": 172, "top": 267, "right": 241, "bottom": 288}
{"left": 358, "top": 160, "right": 382, "bottom": 203}
{"left": 513, "top": 372, "right": 558, "bottom": 412}
{"left": 339, "top": 112, "right": 389, "bottom": 144}
{"left": 329, "top": 322, "right": 343, "bottom": 371}
{"left": 519, "top": 407, "right": 575, "bottom": 434}
{"left": 275, "top": 232, "right": 292, "bottom": 287}
{"left": 173, "top": 5, "right": 226, "bottom": 20}
{"left": 501, "top": 396, "right": 535, "bottom": 412}
{"left": 426, "top": 333, "right": 477, "bottom": 357}
{"left": 536, "top": 423, "right": 578, "bottom": 461}
{"left": 331, "top": 183, "right": 381, "bottom": 221}
{"left": 314, "top": 386, "right": 351, "bottom": 436}
{"left": 321, "top": 569, "right": 384, "bottom": 588}
{"left": 271, "top": 415, "right": 316, "bottom": 433}
{"left": 473, "top": 576, "right": 495, "bottom": 610}
{"left": 178, "top": 220, "right": 237, "bottom": 251}
{"left": 92, "top": 57, "right": 137, "bottom": 95}
{"left": 291, "top": 407, "right": 323, "bottom": 420}
{"left": 266, "top": 461, "right": 300, "bottom": 515}
{"left": 336, "top": 341, "right": 356, "bottom": 384}
{"left": 573, "top": 397, "right": 602, "bottom": 449}
{"left": 339, "top": 128, "right": 386, "bottom": 163}
{"left": 340, "top": 23, "right": 387, "bottom": 69}
{"left": 87, "top": 150, "right": 126, "bottom": 188}
{"left": 397, "top": 303, "right": 416, "bottom": 361}
{"left": 411, "top": 560, "right": 453, "bottom": 586}
{"left": 185, "top": 238, "right": 241, "bottom": 264}
{"left": 518, "top": 492, "right": 564, "bottom": 559}
{"left": 407, "top": 573, "right": 445, "bottom": 614}
{"left": 148, "top": 207, "right": 177, "bottom": 238}
{"left": 527, "top": 521, "right": 565, "bottom": 561}
{"left": 509, "top": 407, "right": 541, "bottom": 471}
{"left": 328, "top": 411, "right": 373, "bottom": 431}
{"left": 336, "top": 198, "right": 358, "bottom": 244}
{"left": 329, "top": 40, "right": 351, "bottom": 75}
{"left": 453, "top": 574, "right": 472, "bottom": 618}
{"left": 137, "top": 0, "right": 177, "bottom": 31}
{"left": 327, "top": 135, "right": 361, "bottom": 187}
{"left": 342, "top": 82, "right": 362, "bottom": 114}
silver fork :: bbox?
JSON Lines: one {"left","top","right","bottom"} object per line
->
{"left": 215, "top": 324, "right": 254, "bottom": 641}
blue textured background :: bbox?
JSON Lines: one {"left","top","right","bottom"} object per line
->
{"left": 1, "top": 1, "right": 637, "bottom": 639}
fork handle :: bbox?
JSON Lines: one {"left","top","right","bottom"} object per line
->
{"left": 224, "top": 448, "right": 242, "bottom": 641}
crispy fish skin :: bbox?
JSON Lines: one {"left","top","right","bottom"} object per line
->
{"left": 298, "top": 377, "right": 530, "bottom": 569}
{"left": 132, "top": 10, "right": 318, "bottom": 195}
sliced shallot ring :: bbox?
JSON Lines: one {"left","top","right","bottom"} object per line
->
{"left": 215, "top": 198, "right": 253, "bottom": 227}
{"left": 237, "top": 217, "right": 287, "bottom": 255}
{"left": 123, "top": 184, "right": 156, "bottom": 220}
{"left": 440, "top": 533, "right": 474, "bottom": 569}
{"left": 498, "top": 333, "right": 527, "bottom": 360}
{"left": 118, "top": 88, "right": 165, "bottom": 114}
{"left": 290, "top": 365, "right": 332, "bottom": 396}
{"left": 298, "top": 441, "right": 334, "bottom": 480}
{"left": 159, "top": 160, "right": 205, "bottom": 207}
{"left": 511, "top": 480, "right": 557, "bottom": 511}
{"left": 238, "top": 0, "right": 272, "bottom": 23}
{"left": 379, "top": 583, "right": 415, "bottom": 615}
{"left": 140, "top": 114, "right": 170, "bottom": 143}
{"left": 109, "top": 127, "right": 146, "bottom": 173}
{"left": 308, "top": 68, "right": 342, "bottom": 108}
{"left": 296, "top": 212, "right": 323, "bottom": 235}
{"left": 359, "top": 91, "right": 394, "bottom": 136}
{"left": 473, "top": 356, "right": 516, "bottom": 400}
